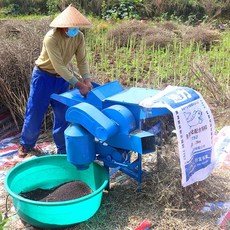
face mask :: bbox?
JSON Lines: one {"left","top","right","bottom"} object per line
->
{"left": 65, "top": 28, "right": 79, "bottom": 37}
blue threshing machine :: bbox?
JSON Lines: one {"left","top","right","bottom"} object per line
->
{"left": 51, "top": 80, "right": 173, "bottom": 190}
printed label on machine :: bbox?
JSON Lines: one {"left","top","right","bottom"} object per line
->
{"left": 139, "top": 85, "right": 216, "bottom": 187}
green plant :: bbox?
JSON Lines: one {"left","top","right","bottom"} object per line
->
{"left": 0, "top": 213, "right": 9, "bottom": 230}
{"left": 0, "top": 0, "right": 48, "bottom": 16}
{"left": 101, "top": 0, "right": 143, "bottom": 20}
{"left": 1, "top": 4, "right": 20, "bottom": 16}
{"left": 46, "top": 0, "right": 60, "bottom": 14}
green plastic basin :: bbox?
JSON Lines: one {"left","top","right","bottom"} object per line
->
{"left": 4, "top": 155, "right": 108, "bottom": 229}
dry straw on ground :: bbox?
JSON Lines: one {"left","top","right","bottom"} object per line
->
{"left": 107, "top": 20, "right": 179, "bottom": 48}
{"left": 182, "top": 24, "right": 221, "bottom": 47}
{"left": 107, "top": 20, "right": 220, "bottom": 49}
{"left": 73, "top": 136, "right": 230, "bottom": 230}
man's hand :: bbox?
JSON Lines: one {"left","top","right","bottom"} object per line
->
{"left": 84, "top": 79, "right": 93, "bottom": 90}
{"left": 75, "top": 81, "right": 91, "bottom": 96}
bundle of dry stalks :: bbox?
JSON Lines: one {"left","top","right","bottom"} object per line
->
{"left": 107, "top": 20, "right": 221, "bottom": 50}
{"left": 144, "top": 26, "right": 177, "bottom": 48}
{"left": 0, "top": 19, "right": 50, "bottom": 128}
{"left": 107, "top": 20, "right": 179, "bottom": 48}
{"left": 182, "top": 24, "right": 220, "bottom": 48}
{"left": 107, "top": 20, "right": 149, "bottom": 47}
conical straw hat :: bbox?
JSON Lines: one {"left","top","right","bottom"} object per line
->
{"left": 50, "top": 4, "right": 92, "bottom": 28}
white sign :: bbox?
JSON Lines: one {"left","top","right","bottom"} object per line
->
{"left": 140, "top": 86, "right": 215, "bottom": 187}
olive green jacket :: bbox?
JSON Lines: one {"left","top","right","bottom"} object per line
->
{"left": 35, "top": 28, "right": 90, "bottom": 85}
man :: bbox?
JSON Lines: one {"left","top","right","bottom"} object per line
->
{"left": 18, "top": 4, "right": 93, "bottom": 157}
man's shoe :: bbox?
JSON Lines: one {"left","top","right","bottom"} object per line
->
{"left": 18, "top": 145, "right": 44, "bottom": 158}
{"left": 31, "top": 146, "right": 45, "bottom": 156}
{"left": 18, "top": 145, "right": 29, "bottom": 158}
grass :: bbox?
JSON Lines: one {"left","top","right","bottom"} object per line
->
{"left": 85, "top": 20, "right": 229, "bottom": 108}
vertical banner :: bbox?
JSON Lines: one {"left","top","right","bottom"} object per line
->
{"left": 140, "top": 86, "right": 215, "bottom": 187}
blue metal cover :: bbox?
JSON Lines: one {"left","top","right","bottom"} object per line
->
{"left": 105, "top": 87, "right": 161, "bottom": 105}
{"left": 104, "top": 87, "right": 170, "bottom": 118}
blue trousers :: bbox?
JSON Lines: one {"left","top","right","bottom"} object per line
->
{"left": 20, "top": 66, "right": 69, "bottom": 154}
